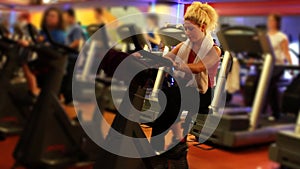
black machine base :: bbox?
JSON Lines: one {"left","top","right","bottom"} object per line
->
{"left": 191, "top": 114, "right": 294, "bottom": 147}
{"left": 269, "top": 131, "right": 300, "bottom": 169}
{"left": 13, "top": 92, "right": 101, "bottom": 169}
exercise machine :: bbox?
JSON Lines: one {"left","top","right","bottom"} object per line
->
{"left": 117, "top": 24, "right": 150, "bottom": 53}
{"left": 190, "top": 26, "right": 295, "bottom": 147}
{"left": 158, "top": 24, "right": 187, "bottom": 52}
{"left": 0, "top": 24, "right": 35, "bottom": 138}
{"left": 91, "top": 46, "right": 190, "bottom": 169}
{"left": 269, "top": 79, "right": 300, "bottom": 169}
{"left": 12, "top": 26, "right": 100, "bottom": 169}
{"left": 13, "top": 23, "right": 147, "bottom": 169}
{"left": 75, "top": 23, "right": 192, "bottom": 169}
{"left": 269, "top": 52, "right": 300, "bottom": 169}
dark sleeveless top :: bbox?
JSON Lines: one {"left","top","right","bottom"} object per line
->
{"left": 187, "top": 44, "right": 218, "bottom": 87}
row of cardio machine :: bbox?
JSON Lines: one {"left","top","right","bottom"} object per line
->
{"left": 0, "top": 22, "right": 299, "bottom": 169}
{"left": 190, "top": 27, "right": 300, "bottom": 168}
{"left": 0, "top": 22, "right": 187, "bottom": 169}
{"left": 66, "top": 24, "right": 300, "bottom": 169}
{"left": 77, "top": 24, "right": 300, "bottom": 169}
{"left": 0, "top": 24, "right": 36, "bottom": 137}
{"left": 0, "top": 23, "right": 103, "bottom": 169}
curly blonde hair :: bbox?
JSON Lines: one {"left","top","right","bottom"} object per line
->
{"left": 184, "top": 2, "right": 218, "bottom": 32}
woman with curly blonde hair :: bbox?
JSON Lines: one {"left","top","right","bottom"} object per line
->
{"left": 150, "top": 2, "right": 221, "bottom": 169}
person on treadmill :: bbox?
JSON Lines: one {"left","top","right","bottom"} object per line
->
{"left": 39, "top": 7, "right": 66, "bottom": 44}
{"left": 62, "top": 8, "right": 86, "bottom": 105}
{"left": 20, "top": 7, "right": 66, "bottom": 94}
{"left": 94, "top": 7, "right": 107, "bottom": 27}
{"left": 266, "top": 13, "right": 293, "bottom": 121}
{"left": 14, "top": 12, "right": 31, "bottom": 39}
{"left": 145, "top": 13, "right": 161, "bottom": 51}
{"left": 63, "top": 8, "right": 85, "bottom": 50}
{"left": 14, "top": 12, "right": 40, "bottom": 98}
{"left": 150, "top": 2, "right": 221, "bottom": 168}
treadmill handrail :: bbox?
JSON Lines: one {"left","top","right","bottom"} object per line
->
{"left": 237, "top": 58, "right": 300, "bottom": 70}
{"left": 218, "top": 26, "right": 274, "bottom": 57}
{"left": 217, "top": 26, "right": 276, "bottom": 130}
{"left": 117, "top": 24, "right": 149, "bottom": 53}
{"left": 139, "top": 50, "right": 173, "bottom": 67}
{"left": 296, "top": 110, "right": 300, "bottom": 134}
{"left": 27, "top": 24, "right": 39, "bottom": 44}
{"left": 158, "top": 24, "right": 187, "bottom": 47}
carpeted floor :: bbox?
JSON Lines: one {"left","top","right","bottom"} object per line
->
{"left": 0, "top": 103, "right": 280, "bottom": 169}
{"left": 0, "top": 135, "right": 280, "bottom": 169}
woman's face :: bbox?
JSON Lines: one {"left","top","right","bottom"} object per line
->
{"left": 184, "top": 20, "right": 205, "bottom": 43}
{"left": 267, "top": 16, "right": 277, "bottom": 31}
{"left": 46, "top": 10, "right": 59, "bottom": 28}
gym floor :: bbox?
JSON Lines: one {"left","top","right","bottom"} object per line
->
{"left": 0, "top": 135, "right": 279, "bottom": 169}
{"left": 0, "top": 105, "right": 280, "bottom": 169}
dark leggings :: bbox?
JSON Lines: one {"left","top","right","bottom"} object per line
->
{"left": 61, "top": 57, "right": 77, "bottom": 104}
{"left": 151, "top": 87, "right": 212, "bottom": 151}
{"left": 265, "top": 70, "right": 284, "bottom": 119}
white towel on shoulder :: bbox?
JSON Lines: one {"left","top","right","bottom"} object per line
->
{"left": 226, "top": 57, "right": 241, "bottom": 93}
{"left": 175, "top": 34, "right": 217, "bottom": 94}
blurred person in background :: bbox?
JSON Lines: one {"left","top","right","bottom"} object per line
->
{"left": 94, "top": 7, "right": 107, "bottom": 26}
{"left": 63, "top": 8, "right": 85, "bottom": 50}
{"left": 62, "top": 8, "right": 86, "bottom": 105}
{"left": 24, "top": 7, "right": 66, "bottom": 94}
{"left": 15, "top": 12, "right": 40, "bottom": 97}
{"left": 14, "top": 12, "right": 39, "bottom": 41}
{"left": 40, "top": 7, "right": 65, "bottom": 44}
{"left": 266, "top": 13, "right": 293, "bottom": 121}
{"left": 17, "top": 8, "right": 67, "bottom": 99}
{"left": 145, "top": 13, "right": 161, "bottom": 51}
{"left": 14, "top": 12, "right": 31, "bottom": 38}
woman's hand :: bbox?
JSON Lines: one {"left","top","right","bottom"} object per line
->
{"left": 131, "top": 52, "right": 142, "bottom": 58}
{"left": 247, "top": 58, "right": 254, "bottom": 67}
{"left": 18, "top": 40, "right": 30, "bottom": 47}
{"left": 174, "top": 62, "right": 193, "bottom": 80}
{"left": 37, "top": 35, "right": 45, "bottom": 42}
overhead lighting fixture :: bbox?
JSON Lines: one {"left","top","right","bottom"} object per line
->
{"left": 43, "top": 0, "right": 50, "bottom": 3}
{"left": 42, "top": 0, "right": 57, "bottom": 4}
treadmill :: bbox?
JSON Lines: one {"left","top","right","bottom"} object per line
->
{"left": 269, "top": 52, "right": 300, "bottom": 169}
{"left": 190, "top": 26, "right": 294, "bottom": 147}
{"left": 269, "top": 84, "right": 300, "bottom": 169}
{"left": 117, "top": 24, "right": 149, "bottom": 53}
{"left": 158, "top": 24, "right": 187, "bottom": 49}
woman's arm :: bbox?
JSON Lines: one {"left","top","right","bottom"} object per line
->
{"left": 183, "top": 46, "right": 221, "bottom": 74}
{"left": 186, "top": 61, "right": 206, "bottom": 74}
{"left": 22, "top": 64, "right": 39, "bottom": 95}
{"left": 69, "top": 27, "right": 84, "bottom": 49}
{"left": 38, "top": 30, "right": 46, "bottom": 42}
{"left": 163, "top": 43, "right": 183, "bottom": 61}
{"left": 281, "top": 39, "right": 293, "bottom": 64}
{"left": 35, "top": 35, "right": 44, "bottom": 43}
{"left": 69, "top": 40, "right": 80, "bottom": 49}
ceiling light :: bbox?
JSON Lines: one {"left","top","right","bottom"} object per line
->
{"left": 43, "top": 0, "right": 51, "bottom": 4}
{"left": 43, "top": 0, "right": 58, "bottom": 4}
